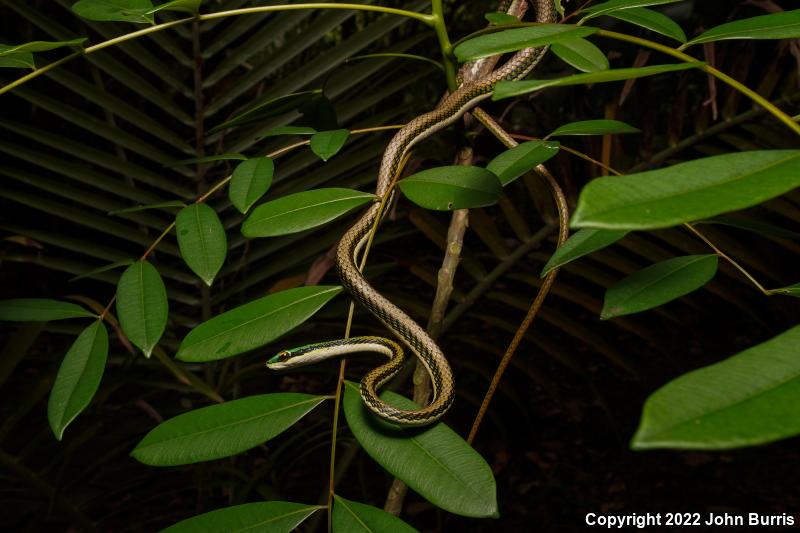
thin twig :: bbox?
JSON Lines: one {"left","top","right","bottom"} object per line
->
{"left": 466, "top": 108, "right": 569, "bottom": 444}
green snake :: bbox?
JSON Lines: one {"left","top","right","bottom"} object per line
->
{"left": 267, "top": 0, "right": 556, "bottom": 425}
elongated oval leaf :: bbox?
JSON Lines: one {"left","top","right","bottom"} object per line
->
{"left": 688, "top": 10, "right": 800, "bottom": 46}
{"left": 551, "top": 38, "right": 609, "bottom": 72}
{"left": 771, "top": 283, "right": 800, "bottom": 298}
{"left": 485, "top": 141, "right": 560, "bottom": 186}
{"left": 494, "top": 62, "right": 702, "bottom": 100}
{"left": 263, "top": 126, "right": 317, "bottom": 137}
{"left": 632, "top": 325, "right": 800, "bottom": 450}
{"left": 601, "top": 255, "right": 718, "bottom": 319}
{"left": 541, "top": 228, "right": 628, "bottom": 276}
{"left": 549, "top": 119, "right": 639, "bottom": 137}
{"left": 485, "top": 12, "right": 520, "bottom": 25}
{"left": 343, "top": 382, "right": 497, "bottom": 518}
{"left": 177, "top": 286, "right": 342, "bottom": 362}
{"left": 0, "top": 52, "right": 34, "bottom": 69}
{"left": 607, "top": 7, "right": 687, "bottom": 43}
{"left": 0, "top": 38, "right": 87, "bottom": 56}
{"left": 149, "top": 0, "right": 201, "bottom": 14}
{"left": 47, "top": 320, "right": 108, "bottom": 440}
{"left": 399, "top": 166, "right": 502, "bottom": 210}
{"left": 310, "top": 129, "right": 350, "bottom": 161}
{"left": 332, "top": 495, "right": 418, "bottom": 533}
{"left": 0, "top": 298, "right": 95, "bottom": 321}
{"left": 242, "top": 188, "right": 374, "bottom": 238}
{"left": 454, "top": 25, "right": 597, "bottom": 61}
{"left": 170, "top": 153, "right": 247, "bottom": 166}
{"left": 210, "top": 90, "right": 322, "bottom": 134}
{"left": 116, "top": 260, "right": 168, "bottom": 357}
{"left": 162, "top": 502, "right": 323, "bottom": 533}
{"left": 580, "top": 0, "right": 684, "bottom": 20}
{"left": 230, "top": 158, "right": 275, "bottom": 214}
{"left": 108, "top": 201, "right": 186, "bottom": 215}
{"left": 572, "top": 150, "right": 800, "bottom": 230}
{"left": 70, "top": 259, "right": 135, "bottom": 282}
{"left": 72, "top": 0, "right": 155, "bottom": 23}
{"left": 176, "top": 204, "right": 227, "bottom": 286}
{"left": 131, "top": 393, "right": 326, "bottom": 465}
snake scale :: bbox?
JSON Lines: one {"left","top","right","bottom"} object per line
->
{"left": 268, "top": 0, "right": 556, "bottom": 425}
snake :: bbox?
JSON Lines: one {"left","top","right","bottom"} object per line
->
{"left": 267, "top": 0, "right": 556, "bottom": 426}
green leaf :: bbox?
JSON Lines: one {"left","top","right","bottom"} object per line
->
{"left": 0, "top": 298, "right": 95, "bottom": 321}
{"left": 632, "top": 325, "right": 800, "bottom": 450}
{"left": 343, "top": 382, "right": 497, "bottom": 518}
{"left": 177, "top": 286, "right": 342, "bottom": 362}
{"left": 72, "top": 0, "right": 155, "bottom": 23}
{"left": 572, "top": 151, "right": 800, "bottom": 230}
{"left": 262, "top": 126, "right": 318, "bottom": 137}
{"left": 116, "top": 260, "right": 168, "bottom": 357}
{"left": 580, "top": 0, "right": 685, "bottom": 21}
{"left": 494, "top": 62, "right": 702, "bottom": 100}
{"left": 0, "top": 52, "right": 34, "bottom": 69}
{"left": 108, "top": 200, "right": 186, "bottom": 214}
{"left": 485, "top": 141, "right": 560, "bottom": 186}
{"left": 771, "top": 283, "right": 800, "bottom": 298}
{"left": 688, "top": 10, "right": 800, "bottom": 46}
{"left": 310, "top": 129, "right": 350, "bottom": 161}
{"left": 176, "top": 204, "right": 227, "bottom": 286}
{"left": 541, "top": 229, "right": 628, "bottom": 276}
{"left": 149, "top": 0, "right": 201, "bottom": 14}
{"left": 242, "top": 188, "right": 375, "bottom": 238}
{"left": 47, "top": 320, "right": 108, "bottom": 441}
{"left": 399, "top": 166, "right": 503, "bottom": 210}
{"left": 229, "top": 157, "right": 275, "bottom": 214}
{"left": 162, "top": 502, "right": 323, "bottom": 533}
{"left": 601, "top": 255, "right": 718, "bottom": 319}
{"left": 131, "top": 393, "right": 326, "bottom": 465}
{"left": 551, "top": 38, "right": 609, "bottom": 72}
{"left": 548, "top": 119, "right": 639, "bottom": 137}
{"left": 169, "top": 153, "right": 248, "bottom": 166}
{"left": 209, "top": 90, "right": 322, "bottom": 134}
{"left": 454, "top": 25, "right": 597, "bottom": 61}
{"left": 0, "top": 38, "right": 87, "bottom": 56}
{"left": 607, "top": 7, "right": 687, "bottom": 43}
{"left": 484, "top": 12, "right": 520, "bottom": 25}
{"left": 332, "top": 495, "right": 419, "bottom": 533}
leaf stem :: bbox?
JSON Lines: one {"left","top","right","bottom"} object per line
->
{"left": 594, "top": 29, "right": 800, "bottom": 136}
{"left": 430, "top": 0, "right": 458, "bottom": 90}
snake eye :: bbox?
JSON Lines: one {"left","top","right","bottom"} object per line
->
{"left": 278, "top": 350, "right": 290, "bottom": 361}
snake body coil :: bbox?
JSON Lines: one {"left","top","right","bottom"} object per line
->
{"left": 268, "top": 0, "right": 556, "bottom": 425}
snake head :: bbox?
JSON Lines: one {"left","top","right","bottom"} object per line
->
{"left": 266, "top": 350, "right": 291, "bottom": 367}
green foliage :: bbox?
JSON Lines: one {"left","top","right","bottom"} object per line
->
{"left": 486, "top": 140, "right": 560, "bottom": 185}
{"left": 47, "top": 319, "right": 108, "bottom": 440}
{"left": 399, "top": 166, "right": 503, "bottom": 210}
{"left": 494, "top": 62, "right": 702, "bottom": 99}
{"left": 2, "top": 1, "right": 800, "bottom": 530}
{"left": 177, "top": 286, "right": 342, "bottom": 362}
{"left": 454, "top": 25, "right": 597, "bottom": 61}
{"left": 229, "top": 157, "right": 275, "bottom": 214}
{"left": 116, "top": 260, "right": 168, "bottom": 357}
{"left": 176, "top": 204, "right": 227, "bottom": 286}
{"left": 572, "top": 151, "right": 800, "bottom": 230}
{"left": 0, "top": 298, "right": 95, "bottom": 321}
{"left": 332, "top": 495, "right": 419, "bottom": 533}
{"left": 632, "top": 325, "right": 800, "bottom": 449}
{"left": 132, "top": 393, "right": 326, "bottom": 465}
{"left": 161, "top": 502, "right": 323, "bottom": 532}
{"left": 242, "top": 188, "right": 375, "bottom": 237}
{"left": 601, "top": 255, "right": 719, "bottom": 319}
{"left": 343, "top": 382, "right": 498, "bottom": 517}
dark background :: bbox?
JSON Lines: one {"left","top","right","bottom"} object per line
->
{"left": 1, "top": 0, "right": 800, "bottom": 531}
